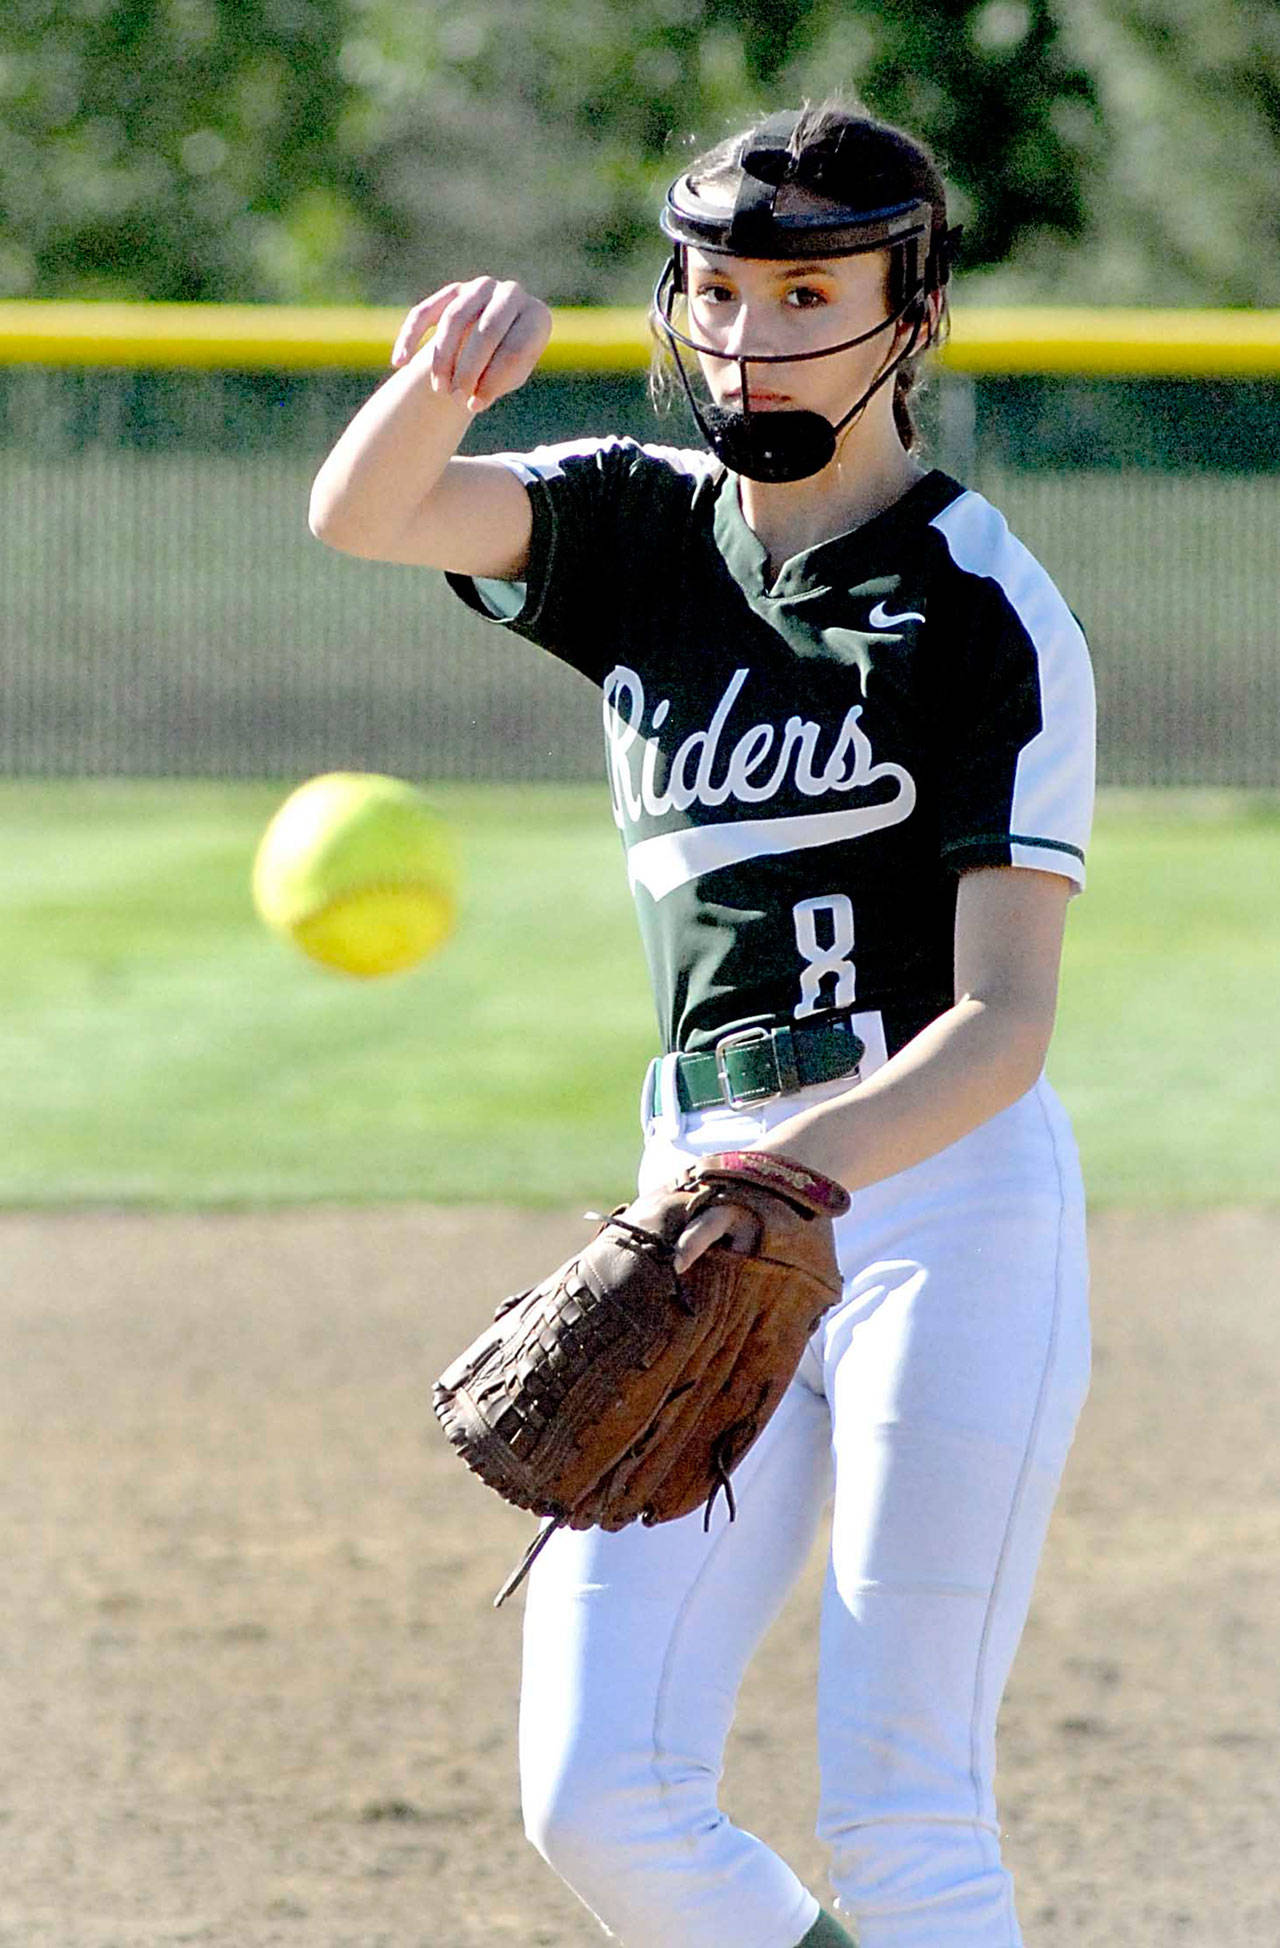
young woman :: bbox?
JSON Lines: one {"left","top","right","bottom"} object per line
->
{"left": 310, "top": 100, "right": 1095, "bottom": 1948}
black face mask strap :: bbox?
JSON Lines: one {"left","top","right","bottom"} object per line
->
{"left": 728, "top": 115, "right": 797, "bottom": 256}
{"left": 826, "top": 301, "right": 926, "bottom": 444}
{"left": 727, "top": 161, "right": 779, "bottom": 257}
{"left": 657, "top": 270, "right": 735, "bottom": 453}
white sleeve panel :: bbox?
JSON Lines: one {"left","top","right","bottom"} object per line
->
{"left": 483, "top": 435, "right": 631, "bottom": 484}
{"left": 481, "top": 436, "right": 716, "bottom": 487}
{"left": 931, "top": 492, "right": 1096, "bottom": 889}
{"left": 470, "top": 576, "right": 528, "bottom": 619}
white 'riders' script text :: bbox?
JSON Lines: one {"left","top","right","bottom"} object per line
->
{"left": 602, "top": 665, "right": 915, "bottom": 828}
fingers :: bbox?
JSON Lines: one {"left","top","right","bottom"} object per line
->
{"left": 674, "top": 1203, "right": 755, "bottom": 1274}
{"left": 392, "top": 277, "right": 552, "bottom": 412}
{"left": 421, "top": 280, "right": 495, "bottom": 392}
{"left": 390, "top": 285, "right": 460, "bottom": 368}
{"left": 450, "top": 280, "right": 550, "bottom": 407}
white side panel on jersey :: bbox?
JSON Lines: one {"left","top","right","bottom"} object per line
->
{"left": 930, "top": 492, "right": 1095, "bottom": 888}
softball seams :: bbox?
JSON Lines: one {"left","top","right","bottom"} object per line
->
{"left": 294, "top": 878, "right": 447, "bottom": 920}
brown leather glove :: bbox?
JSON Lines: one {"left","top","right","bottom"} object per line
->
{"left": 432, "top": 1150, "right": 850, "bottom": 1603}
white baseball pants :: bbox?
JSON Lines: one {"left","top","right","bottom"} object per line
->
{"left": 519, "top": 1068, "right": 1090, "bottom": 1948}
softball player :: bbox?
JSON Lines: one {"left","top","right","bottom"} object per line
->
{"left": 311, "top": 99, "right": 1095, "bottom": 1948}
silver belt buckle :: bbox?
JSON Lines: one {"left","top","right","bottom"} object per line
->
{"left": 713, "top": 1025, "right": 778, "bottom": 1109}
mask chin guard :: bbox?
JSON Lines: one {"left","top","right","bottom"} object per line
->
{"left": 699, "top": 403, "right": 837, "bottom": 486}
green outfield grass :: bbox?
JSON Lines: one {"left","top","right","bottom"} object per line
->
{"left": 1, "top": 781, "right": 1276, "bottom": 1209}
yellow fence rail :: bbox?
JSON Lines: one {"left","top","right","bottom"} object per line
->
{"left": 1, "top": 300, "right": 1279, "bottom": 377}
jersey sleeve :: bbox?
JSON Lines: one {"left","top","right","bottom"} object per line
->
{"left": 445, "top": 437, "right": 711, "bottom": 688}
{"left": 928, "top": 493, "right": 1096, "bottom": 891}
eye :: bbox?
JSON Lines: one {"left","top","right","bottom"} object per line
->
{"left": 692, "top": 281, "right": 735, "bottom": 306}
{"left": 784, "top": 284, "right": 828, "bottom": 308}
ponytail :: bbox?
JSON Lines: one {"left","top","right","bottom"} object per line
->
{"left": 892, "top": 364, "right": 911, "bottom": 449}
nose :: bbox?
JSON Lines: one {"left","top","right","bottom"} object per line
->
{"left": 719, "top": 306, "right": 754, "bottom": 359}
{"left": 705, "top": 302, "right": 773, "bottom": 364}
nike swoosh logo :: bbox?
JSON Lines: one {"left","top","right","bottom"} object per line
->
{"left": 626, "top": 783, "right": 917, "bottom": 901}
{"left": 868, "top": 600, "right": 924, "bottom": 631}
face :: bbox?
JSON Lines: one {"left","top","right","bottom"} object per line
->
{"left": 684, "top": 244, "right": 910, "bottom": 428}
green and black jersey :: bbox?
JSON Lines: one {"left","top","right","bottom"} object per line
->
{"left": 448, "top": 439, "right": 1095, "bottom": 1063}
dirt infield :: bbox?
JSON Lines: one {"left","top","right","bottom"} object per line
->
{"left": 3, "top": 1207, "right": 1277, "bottom": 1948}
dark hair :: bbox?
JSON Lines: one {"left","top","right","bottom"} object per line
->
{"left": 654, "top": 96, "right": 953, "bottom": 453}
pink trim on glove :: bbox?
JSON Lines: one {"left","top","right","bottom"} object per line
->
{"left": 696, "top": 1151, "right": 851, "bottom": 1219}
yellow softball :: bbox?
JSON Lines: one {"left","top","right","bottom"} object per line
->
{"left": 252, "top": 772, "right": 458, "bottom": 977}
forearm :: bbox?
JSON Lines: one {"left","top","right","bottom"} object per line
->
{"left": 757, "top": 996, "right": 1052, "bottom": 1194}
{"left": 308, "top": 358, "right": 473, "bottom": 556}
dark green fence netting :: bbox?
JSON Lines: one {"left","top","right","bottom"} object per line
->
{"left": 2, "top": 364, "right": 1276, "bottom": 786}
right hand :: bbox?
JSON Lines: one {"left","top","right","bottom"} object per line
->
{"left": 391, "top": 277, "right": 552, "bottom": 413}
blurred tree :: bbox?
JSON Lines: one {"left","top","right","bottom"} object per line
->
{"left": 0, "top": 0, "right": 366, "bottom": 300}
{"left": 1040, "top": 0, "right": 1280, "bottom": 304}
{"left": 339, "top": 0, "right": 1105, "bottom": 302}
{"left": 0, "top": 0, "right": 1275, "bottom": 305}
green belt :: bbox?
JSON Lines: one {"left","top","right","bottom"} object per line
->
{"left": 674, "top": 1016, "right": 866, "bottom": 1113}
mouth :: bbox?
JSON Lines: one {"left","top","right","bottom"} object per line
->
{"left": 723, "top": 388, "right": 793, "bottom": 410}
